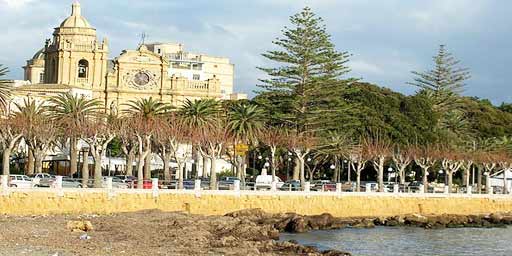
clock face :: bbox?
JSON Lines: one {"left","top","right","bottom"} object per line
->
{"left": 133, "top": 72, "right": 150, "bottom": 86}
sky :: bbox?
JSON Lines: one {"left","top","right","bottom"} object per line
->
{"left": 0, "top": 0, "right": 511, "bottom": 104}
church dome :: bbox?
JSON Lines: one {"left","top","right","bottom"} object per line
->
{"left": 32, "top": 48, "right": 45, "bottom": 60}
{"left": 59, "top": 2, "right": 92, "bottom": 28}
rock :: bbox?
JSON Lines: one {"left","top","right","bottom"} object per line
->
{"left": 224, "top": 208, "right": 272, "bottom": 220}
{"left": 307, "top": 213, "right": 335, "bottom": 230}
{"left": 489, "top": 213, "right": 503, "bottom": 224}
{"left": 66, "top": 220, "right": 93, "bottom": 232}
{"left": 286, "top": 216, "right": 308, "bottom": 233}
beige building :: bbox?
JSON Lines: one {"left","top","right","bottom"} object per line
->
{"left": 18, "top": 2, "right": 246, "bottom": 112}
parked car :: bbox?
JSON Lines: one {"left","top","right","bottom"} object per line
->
{"left": 255, "top": 175, "right": 284, "bottom": 190}
{"left": 280, "top": 180, "right": 301, "bottom": 191}
{"left": 360, "top": 181, "right": 379, "bottom": 192}
{"left": 30, "top": 173, "right": 55, "bottom": 187}
{"left": 311, "top": 180, "right": 336, "bottom": 191}
{"left": 218, "top": 177, "right": 240, "bottom": 190}
{"left": 88, "top": 177, "right": 129, "bottom": 189}
{"left": 48, "top": 177, "right": 83, "bottom": 188}
{"left": 9, "top": 175, "right": 35, "bottom": 188}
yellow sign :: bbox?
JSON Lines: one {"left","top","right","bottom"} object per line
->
{"left": 235, "top": 144, "right": 249, "bottom": 155}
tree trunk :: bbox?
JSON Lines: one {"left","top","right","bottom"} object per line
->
{"left": 209, "top": 157, "right": 217, "bottom": 190}
{"left": 33, "top": 152, "right": 43, "bottom": 174}
{"left": 178, "top": 162, "right": 184, "bottom": 189}
{"left": 504, "top": 169, "right": 509, "bottom": 194}
{"left": 2, "top": 148, "right": 11, "bottom": 176}
{"left": 27, "top": 149, "right": 34, "bottom": 175}
{"left": 477, "top": 167, "right": 482, "bottom": 194}
{"left": 137, "top": 154, "right": 145, "bottom": 189}
{"left": 202, "top": 155, "right": 208, "bottom": 178}
{"left": 299, "top": 158, "right": 305, "bottom": 189}
{"left": 293, "top": 158, "right": 300, "bottom": 180}
{"left": 377, "top": 157, "right": 384, "bottom": 192}
{"left": 81, "top": 148, "right": 89, "bottom": 188}
{"left": 333, "top": 156, "right": 338, "bottom": 182}
{"left": 465, "top": 169, "right": 471, "bottom": 188}
{"left": 270, "top": 148, "right": 276, "bottom": 182}
{"left": 399, "top": 167, "right": 406, "bottom": 185}
{"left": 69, "top": 137, "right": 78, "bottom": 177}
{"left": 447, "top": 171, "right": 453, "bottom": 193}
{"left": 126, "top": 149, "right": 135, "bottom": 176}
{"left": 93, "top": 152, "right": 102, "bottom": 188}
{"left": 162, "top": 154, "right": 171, "bottom": 182}
{"left": 356, "top": 170, "right": 361, "bottom": 192}
{"left": 144, "top": 153, "right": 151, "bottom": 179}
{"left": 422, "top": 167, "right": 429, "bottom": 193}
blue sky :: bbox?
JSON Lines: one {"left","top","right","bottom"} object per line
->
{"left": 1, "top": 0, "right": 510, "bottom": 104}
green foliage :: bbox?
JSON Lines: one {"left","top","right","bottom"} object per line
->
{"left": 0, "top": 65, "right": 11, "bottom": 113}
{"left": 107, "top": 137, "right": 123, "bottom": 157}
{"left": 343, "top": 83, "right": 437, "bottom": 144}
{"left": 408, "top": 45, "right": 470, "bottom": 113}
{"left": 257, "top": 7, "right": 357, "bottom": 136}
{"left": 178, "top": 99, "right": 220, "bottom": 130}
{"left": 461, "top": 97, "right": 512, "bottom": 139}
{"left": 123, "top": 97, "right": 171, "bottom": 118}
{"left": 226, "top": 101, "right": 266, "bottom": 144}
{"left": 46, "top": 92, "right": 103, "bottom": 135}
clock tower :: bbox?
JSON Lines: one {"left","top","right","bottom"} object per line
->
{"left": 44, "top": 2, "right": 108, "bottom": 93}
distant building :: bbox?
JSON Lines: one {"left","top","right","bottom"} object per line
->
{"left": 17, "top": 2, "right": 247, "bottom": 112}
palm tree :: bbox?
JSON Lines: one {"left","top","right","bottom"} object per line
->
{"left": 124, "top": 97, "right": 170, "bottom": 118}
{"left": 226, "top": 102, "right": 266, "bottom": 184}
{"left": 14, "top": 99, "right": 58, "bottom": 175}
{"left": 0, "top": 65, "right": 11, "bottom": 113}
{"left": 46, "top": 93, "right": 102, "bottom": 177}
{"left": 123, "top": 97, "right": 170, "bottom": 185}
{"left": 227, "top": 102, "right": 266, "bottom": 143}
{"left": 179, "top": 99, "right": 220, "bottom": 184}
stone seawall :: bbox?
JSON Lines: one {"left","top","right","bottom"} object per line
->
{"left": 1, "top": 190, "right": 512, "bottom": 217}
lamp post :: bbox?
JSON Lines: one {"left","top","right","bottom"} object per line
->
{"left": 330, "top": 164, "right": 336, "bottom": 182}
{"left": 387, "top": 167, "right": 394, "bottom": 183}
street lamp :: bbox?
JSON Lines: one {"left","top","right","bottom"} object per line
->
{"left": 286, "top": 157, "right": 292, "bottom": 181}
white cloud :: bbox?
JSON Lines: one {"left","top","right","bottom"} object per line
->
{"left": 2, "top": 0, "right": 36, "bottom": 9}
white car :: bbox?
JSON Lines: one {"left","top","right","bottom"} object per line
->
{"left": 30, "top": 173, "right": 55, "bottom": 187}
{"left": 255, "top": 175, "right": 284, "bottom": 190}
{"left": 9, "top": 175, "right": 35, "bottom": 188}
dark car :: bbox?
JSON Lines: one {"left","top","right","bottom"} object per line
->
{"left": 280, "top": 180, "right": 301, "bottom": 191}
{"left": 218, "top": 177, "right": 240, "bottom": 190}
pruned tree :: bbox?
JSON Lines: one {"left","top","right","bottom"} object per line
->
{"left": 440, "top": 149, "right": 464, "bottom": 193}
{"left": 365, "top": 133, "right": 392, "bottom": 192}
{"left": 196, "top": 118, "right": 233, "bottom": 190}
{"left": 259, "top": 126, "right": 287, "bottom": 182}
{"left": 348, "top": 144, "right": 368, "bottom": 192}
{"left": 116, "top": 118, "right": 137, "bottom": 177}
{"left": 284, "top": 130, "right": 318, "bottom": 188}
{"left": 82, "top": 116, "right": 115, "bottom": 188}
{"left": 392, "top": 145, "right": 413, "bottom": 185}
{"left": 0, "top": 116, "right": 23, "bottom": 175}
{"left": 411, "top": 144, "right": 438, "bottom": 193}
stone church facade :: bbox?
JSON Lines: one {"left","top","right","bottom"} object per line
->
{"left": 17, "top": 2, "right": 245, "bottom": 112}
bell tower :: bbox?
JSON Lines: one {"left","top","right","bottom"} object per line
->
{"left": 44, "top": 2, "right": 108, "bottom": 89}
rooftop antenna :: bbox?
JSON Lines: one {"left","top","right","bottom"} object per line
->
{"left": 139, "top": 32, "right": 147, "bottom": 46}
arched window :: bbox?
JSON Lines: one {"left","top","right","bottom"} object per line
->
{"left": 78, "top": 59, "right": 89, "bottom": 78}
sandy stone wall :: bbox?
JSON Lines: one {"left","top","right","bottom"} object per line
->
{"left": 1, "top": 190, "right": 512, "bottom": 217}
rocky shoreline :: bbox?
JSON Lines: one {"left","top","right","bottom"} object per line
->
{"left": 226, "top": 209, "right": 512, "bottom": 233}
{"left": 1, "top": 210, "right": 511, "bottom": 255}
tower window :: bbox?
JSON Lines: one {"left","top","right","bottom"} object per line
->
{"left": 193, "top": 74, "right": 200, "bottom": 80}
{"left": 78, "top": 59, "right": 89, "bottom": 78}
{"left": 39, "top": 72, "right": 44, "bottom": 83}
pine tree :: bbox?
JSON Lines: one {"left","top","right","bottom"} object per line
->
{"left": 409, "top": 45, "right": 470, "bottom": 113}
{"left": 257, "top": 7, "right": 357, "bottom": 135}
{"left": 409, "top": 45, "right": 471, "bottom": 141}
